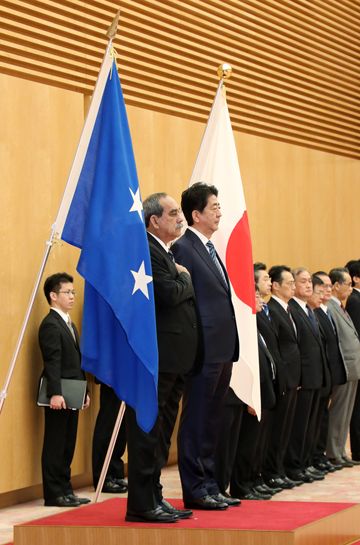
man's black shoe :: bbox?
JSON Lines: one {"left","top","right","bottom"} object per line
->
{"left": 328, "top": 458, "right": 344, "bottom": 470}
{"left": 102, "top": 478, "right": 128, "bottom": 493}
{"left": 184, "top": 495, "right": 228, "bottom": 510}
{"left": 313, "top": 462, "right": 330, "bottom": 473}
{"left": 125, "top": 506, "right": 179, "bottom": 523}
{"left": 159, "top": 499, "right": 193, "bottom": 519}
{"left": 211, "top": 492, "right": 241, "bottom": 506}
{"left": 306, "top": 466, "right": 326, "bottom": 478}
{"left": 304, "top": 468, "right": 323, "bottom": 481}
{"left": 67, "top": 494, "right": 91, "bottom": 504}
{"left": 343, "top": 456, "right": 360, "bottom": 466}
{"left": 114, "top": 478, "right": 128, "bottom": 491}
{"left": 287, "top": 471, "right": 313, "bottom": 483}
{"left": 254, "top": 484, "right": 279, "bottom": 495}
{"left": 264, "top": 477, "right": 288, "bottom": 489}
{"left": 44, "top": 495, "right": 81, "bottom": 507}
{"left": 282, "top": 476, "right": 301, "bottom": 487}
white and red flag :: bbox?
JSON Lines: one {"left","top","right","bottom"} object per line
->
{"left": 189, "top": 80, "right": 260, "bottom": 417}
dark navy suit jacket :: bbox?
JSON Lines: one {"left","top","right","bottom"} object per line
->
{"left": 172, "top": 228, "right": 239, "bottom": 364}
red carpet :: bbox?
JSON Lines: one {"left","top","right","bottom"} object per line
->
{"left": 22, "top": 498, "right": 355, "bottom": 531}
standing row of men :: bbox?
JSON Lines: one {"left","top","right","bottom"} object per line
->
{"left": 38, "top": 182, "right": 360, "bottom": 522}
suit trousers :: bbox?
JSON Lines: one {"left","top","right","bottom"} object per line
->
{"left": 42, "top": 407, "right": 79, "bottom": 501}
{"left": 230, "top": 409, "right": 271, "bottom": 496}
{"left": 126, "top": 372, "right": 185, "bottom": 512}
{"left": 285, "top": 388, "right": 320, "bottom": 472}
{"left": 178, "top": 360, "right": 233, "bottom": 501}
{"left": 92, "top": 383, "right": 127, "bottom": 487}
{"left": 350, "top": 381, "right": 360, "bottom": 459}
{"left": 215, "top": 392, "right": 244, "bottom": 494}
{"left": 327, "top": 380, "right": 358, "bottom": 460}
{"left": 263, "top": 388, "right": 297, "bottom": 479}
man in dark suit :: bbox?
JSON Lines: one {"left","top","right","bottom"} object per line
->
{"left": 125, "top": 193, "right": 199, "bottom": 523}
{"left": 263, "top": 265, "right": 302, "bottom": 489}
{"left": 345, "top": 260, "right": 360, "bottom": 461}
{"left": 39, "top": 272, "right": 90, "bottom": 507}
{"left": 286, "top": 268, "right": 326, "bottom": 483}
{"left": 313, "top": 271, "right": 346, "bottom": 472}
{"left": 172, "top": 182, "right": 240, "bottom": 510}
{"left": 230, "top": 287, "right": 277, "bottom": 500}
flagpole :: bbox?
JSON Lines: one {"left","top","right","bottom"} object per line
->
{"left": 94, "top": 400, "right": 126, "bottom": 503}
{"left": 0, "top": 9, "right": 121, "bottom": 415}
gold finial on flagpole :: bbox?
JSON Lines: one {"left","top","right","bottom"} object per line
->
{"left": 217, "top": 63, "right": 232, "bottom": 81}
{"left": 106, "top": 9, "right": 121, "bottom": 40}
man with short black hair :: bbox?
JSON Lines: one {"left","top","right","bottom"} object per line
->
{"left": 172, "top": 182, "right": 240, "bottom": 510}
{"left": 39, "top": 272, "right": 90, "bottom": 507}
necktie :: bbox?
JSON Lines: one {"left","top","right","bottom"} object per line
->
{"left": 206, "top": 241, "right": 227, "bottom": 286}
{"left": 67, "top": 318, "right": 76, "bottom": 342}
{"left": 262, "top": 303, "right": 271, "bottom": 321}
{"left": 168, "top": 249, "right": 175, "bottom": 263}
{"left": 258, "top": 333, "right": 276, "bottom": 380}
{"left": 306, "top": 305, "right": 319, "bottom": 334}
{"left": 325, "top": 308, "right": 337, "bottom": 334}
{"left": 287, "top": 307, "right": 297, "bottom": 336}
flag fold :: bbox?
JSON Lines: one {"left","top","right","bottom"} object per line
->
{"left": 190, "top": 82, "right": 261, "bottom": 417}
{"left": 62, "top": 58, "right": 158, "bottom": 432}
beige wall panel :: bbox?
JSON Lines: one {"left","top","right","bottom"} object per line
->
{"left": 0, "top": 72, "right": 96, "bottom": 495}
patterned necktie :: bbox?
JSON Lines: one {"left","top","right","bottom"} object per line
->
{"left": 262, "top": 303, "right": 271, "bottom": 321}
{"left": 206, "top": 241, "right": 227, "bottom": 286}
{"left": 306, "top": 305, "right": 319, "bottom": 334}
{"left": 168, "top": 249, "right": 175, "bottom": 263}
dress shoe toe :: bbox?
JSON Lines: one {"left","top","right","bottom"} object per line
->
{"left": 67, "top": 494, "right": 91, "bottom": 504}
{"left": 159, "top": 499, "right": 192, "bottom": 519}
{"left": 211, "top": 492, "right": 241, "bottom": 506}
{"left": 102, "top": 479, "right": 128, "bottom": 493}
{"left": 44, "top": 495, "right": 80, "bottom": 507}
{"left": 125, "top": 506, "right": 178, "bottom": 523}
{"left": 184, "top": 495, "right": 228, "bottom": 510}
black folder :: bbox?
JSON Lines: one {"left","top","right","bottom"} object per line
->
{"left": 37, "top": 377, "right": 87, "bottom": 410}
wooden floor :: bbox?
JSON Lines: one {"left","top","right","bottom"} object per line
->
{"left": 2, "top": 463, "right": 360, "bottom": 545}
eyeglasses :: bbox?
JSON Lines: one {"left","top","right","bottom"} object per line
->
{"left": 58, "top": 290, "right": 76, "bottom": 296}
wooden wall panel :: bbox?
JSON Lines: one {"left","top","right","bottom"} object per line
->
{"left": 0, "top": 0, "right": 359, "bottom": 158}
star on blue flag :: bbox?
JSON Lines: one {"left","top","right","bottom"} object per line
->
{"left": 61, "top": 60, "right": 158, "bottom": 432}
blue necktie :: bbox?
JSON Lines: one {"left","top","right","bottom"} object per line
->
{"left": 206, "top": 241, "right": 227, "bottom": 286}
{"left": 306, "top": 305, "right": 319, "bottom": 334}
{"left": 262, "top": 303, "right": 271, "bottom": 320}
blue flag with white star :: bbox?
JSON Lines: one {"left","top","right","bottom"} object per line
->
{"left": 61, "top": 61, "right": 158, "bottom": 432}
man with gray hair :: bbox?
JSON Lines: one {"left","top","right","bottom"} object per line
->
{"left": 125, "top": 192, "right": 199, "bottom": 523}
{"left": 326, "top": 268, "right": 360, "bottom": 467}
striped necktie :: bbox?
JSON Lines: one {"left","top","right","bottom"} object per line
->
{"left": 206, "top": 241, "right": 227, "bottom": 286}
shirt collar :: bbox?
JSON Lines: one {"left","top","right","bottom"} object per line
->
{"left": 148, "top": 232, "right": 170, "bottom": 253}
{"left": 271, "top": 295, "right": 288, "bottom": 311}
{"left": 188, "top": 226, "right": 210, "bottom": 247}
{"left": 51, "top": 307, "right": 70, "bottom": 324}
{"left": 292, "top": 296, "right": 308, "bottom": 312}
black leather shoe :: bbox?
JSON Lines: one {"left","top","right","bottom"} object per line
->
{"left": 240, "top": 491, "right": 263, "bottom": 500}
{"left": 125, "top": 506, "right": 179, "bottom": 523}
{"left": 306, "top": 466, "right": 326, "bottom": 477}
{"left": 102, "top": 478, "right": 128, "bottom": 493}
{"left": 211, "top": 492, "right": 241, "bottom": 506}
{"left": 184, "top": 495, "right": 228, "bottom": 510}
{"left": 328, "top": 458, "right": 344, "bottom": 470}
{"left": 44, "top": 495, "right": 81, "bottom": 507}
{"left": 343, "top": 456, "right": 360, "bottom": 466}
{"left": 282, "top": 476, "right": 301, "bottom": 487}
{"left": 254, "top": 484, "right": 281, "bottom": 495}
{"left": 67, "top": 494, "right": 91, "bottom": 504}
{"left": 264, "top": 477, "right": 287, "bottom": 489}
{"left": 313, "top": 462, "right": 330, "bottom": 473}
{"left": 287, "top": 471, "right": 313, "bottom": 483}
{"left": 304, "top": 468, "right": 324, "bottom": 481}
{"left": 159, "top": 499, "right": 193, "bottom": 519}
{"left": 114, "top": 478, "right": 128, "bottom": 491}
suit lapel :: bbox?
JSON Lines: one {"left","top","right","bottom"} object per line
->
{"left": 290, "top": 300, "right": 321, "bottom": 345}
{"left": 186, "top": 230, "right": 229, "bottom": 291}
{"left": 51, "top": 309, "right": 80, "bottom": 349}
